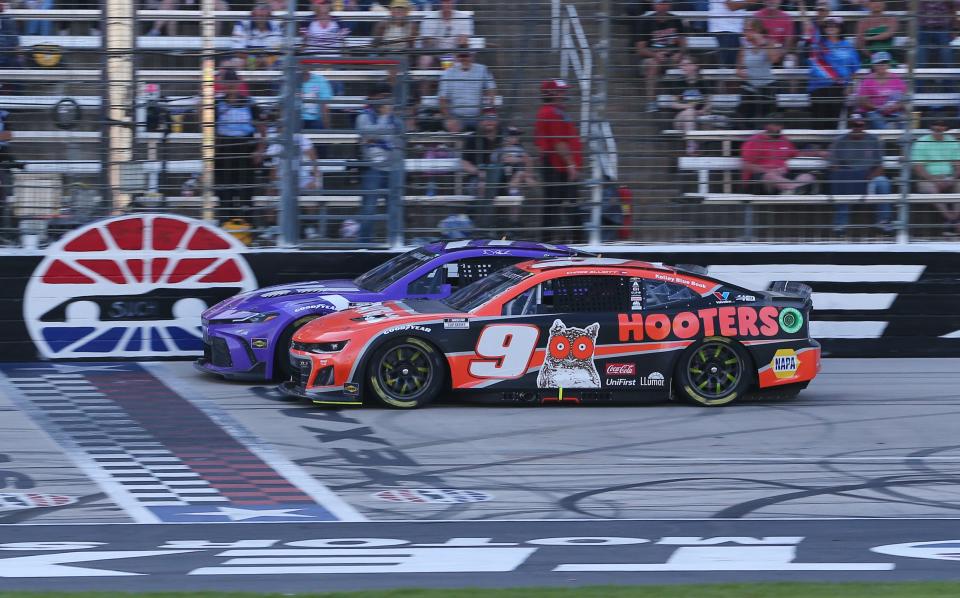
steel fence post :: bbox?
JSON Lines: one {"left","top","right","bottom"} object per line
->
{"left": 278, "top": 0, "right": 300, "bottom": 247}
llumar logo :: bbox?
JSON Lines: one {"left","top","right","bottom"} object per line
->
{"left": 618, "top": 306, "right": 781, "bottom": 342}
{"left": 24, "top": 214, "right": 258, "bottom": 359}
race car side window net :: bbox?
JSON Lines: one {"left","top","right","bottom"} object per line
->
{"left": 538, "top": 276, "right": 632, "bottom": 314}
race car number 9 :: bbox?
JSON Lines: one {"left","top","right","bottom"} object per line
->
{"left": 469, "top": 324, "right": 540, "bottom": 378}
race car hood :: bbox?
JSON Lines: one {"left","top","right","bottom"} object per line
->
{"left": 202, "top": 279, "right": 386, "bottom": 321}
{"left": 295, "top": 300, "right": 457, "bottom": 342}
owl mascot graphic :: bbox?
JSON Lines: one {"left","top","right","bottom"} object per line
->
{"left": 537, "top": 319, "right": 601, "bottom": 388}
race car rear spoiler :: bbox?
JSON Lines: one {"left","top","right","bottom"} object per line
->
{"left": 767, "top": 281, "right": 812, "bottom": 299}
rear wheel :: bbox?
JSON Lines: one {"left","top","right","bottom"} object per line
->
{"left": 675, "top": 337, "right": 751, "bottom": 406}
{"left": 367, "top": 336, "right": 445, "bottom": 409}
{"left": 274, "top": 316, "right": 318, "bottom": 381}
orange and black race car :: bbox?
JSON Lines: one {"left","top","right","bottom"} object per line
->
{"left": 279, "top": 257, "right": 820, "bottom": 409}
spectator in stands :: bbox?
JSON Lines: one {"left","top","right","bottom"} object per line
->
{"left": 854, "top": 51, "right": 907, "bottom": 129}
{"left": 418, "top": 0, "right": 474, "bottom": 69}
{"left": 495, "top": 126, "right": 537, "bottom": 198}
{"left": 23, "top": 0, "right": 53, "bottom": 37}
{"left": 356, "top": 83, "right": 401, "bottom": 243}
{"left": 0, "top": 1, "right": 18, "bottom": 69}
{"left": 634, "top": 0, "right": 687, "bottom": 113}
{"left": 737, "top": 20, "right": 783, "bottom": 125}
{"left": 301, "top": 69, "right": 333, "bottom": 130}
{"left": 917, "top": 0, "right": 959, "bottom": 91}
{"left": 215, "top": 67, "right": 250, "bottom": 98}
{"left": 374, "top": 0, "right": 419, "bottom": 50}
{"left": 303, "top": 0, "right": 348, "bottom": 57}
{"left": 666, "top": 55, "right": 729, "bottom": 146}
{"left": 215, "top": 76, "right": 260, "bottom": 224}
{"left": 535, "top": 79, "right": 583, "bottom": 242}
{"left": 147, "top": 0, "right": 230, "bottom": 37}
{"left": 264, "top": 129, "right": 322, "bottom": 192}
{"left": 740, "top": 113, "right": 817, "bottom": 193}
{"left": 754, "top": 0, "right": 796, "bottom": 64}
{"left": 911, "top": 119, "right": 960, "bottom": 236}
{"left": 708, "top": 0, "right": 749, "bottom": 72}
{"left": 828, "top": 113, "right": 893, "bottom": 233}
{"left": 232, "top": 4, "right": 283, "bottom": 69}
{"left": 673, "top": 89, "right": 713, "bottom": 156}
{"left": 437, "top": 48, "right": 496, "bottom": 133}
{"left": 802, "top": 14, "right": 860, "bottom": 129}
{"left": 855, "top": 0, "right": 898, "bottom": 62}
{"left": 460, "top": 107, "right": 501, "bottom": 199}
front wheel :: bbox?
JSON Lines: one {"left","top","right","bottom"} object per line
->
{"left": 367, "top": 336, "right": 445, "bottom": 409}
{"left": 274, "top": 316, "right": 319, "bottom": 381}
{"left": 675, "top": 337, "right": 751, "bottom": 407}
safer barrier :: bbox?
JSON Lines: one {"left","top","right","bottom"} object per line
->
{"left": 1, "top": 216, "right": 958, "bottom": 361}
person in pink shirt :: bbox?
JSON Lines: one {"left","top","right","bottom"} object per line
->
{"left": 854, "top": 51, "right": 908, "bottom": 129}
{"left": 754, "top": 0, "right": 795, "bottom": 64}
{"left": 741, "top": 113, "right": 817, "bottom": 194}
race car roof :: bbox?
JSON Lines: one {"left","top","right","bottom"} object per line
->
{"left": 520, "top": 257, "right": 664, "bottom": 272}
{"left": 425, "top": 239, "right": 590, "bottom": 255}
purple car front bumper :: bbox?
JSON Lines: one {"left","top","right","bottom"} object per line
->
{"left": 195, "top": 325, "right": 274, "bottom": 380}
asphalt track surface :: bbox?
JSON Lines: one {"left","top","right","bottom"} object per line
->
{"left": 1, "top": 358, "right": 960, "bottom": 591}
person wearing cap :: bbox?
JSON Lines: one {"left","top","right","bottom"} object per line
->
{"left": 740, "top": 113, "right": 817, "bottom": 194}
{"left": 460, "top": 107, "right": 502, "bottom": 201}
{"left": 673, "top": 89, "right": 713, "bottom": 156}
{"left": 634, "top": 0, "right": 687, "bottom": 113}
{"left": 356, "top": 84, "right": 402, "bottom": 243}
{"left": 535, "top": 79, "right": 583, "bottom": 242}
{"left": 437, "top": 47, "right": 497, "bottom": 133}
{"left": 495, "top": 126, "right": 536, "bottom": 198}
{"left": 800, "top": 3, "right": 861, "bottom": 129}
{"left": 854, "top": 51, "right": 907, "bottom": 129}
{"left": 855, "top": 0, "right": 898, "bottom": 62}
{"left": 911, "top": 119, "right": 960, "bottom": 236}
{"left": 374, "top": 0, "right": 419, "bottom": 50}
{"left": 828, "top": 113, "right": 893, "bottom": 234}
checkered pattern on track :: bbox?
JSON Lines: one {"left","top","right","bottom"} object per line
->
{"left": 6, "top": 372, "right": 227, "bottom": 507}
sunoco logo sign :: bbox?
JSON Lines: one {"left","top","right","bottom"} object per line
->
{"left": 24, "top": 214, "right": 258, "bottom": 359}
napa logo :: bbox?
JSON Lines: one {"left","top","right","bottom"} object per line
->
{"left": 771, "top": 348, "right": 799, "bottom": 379}
{"left": 24, "top": 214, "right": 258, "bottom": 359}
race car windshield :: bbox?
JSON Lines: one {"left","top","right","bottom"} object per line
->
{"left": 353, "top": 249, "right": 437, "bottom": 292}
{"left": 443, "top": 267, "right": 532, "bottom": 312}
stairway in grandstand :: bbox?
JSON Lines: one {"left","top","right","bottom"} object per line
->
{"left": 475, "top": 0, "right": 695, "bottom": 243}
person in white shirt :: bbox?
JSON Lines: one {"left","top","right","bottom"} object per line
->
{"left": 232, "top": 4, "right": 282, "bottom": 69}
{"left": 418, "top": 0, "right": 474, "bottom": 69}
{"left": 709, "top": 0, "right": 750, "bottom": 67}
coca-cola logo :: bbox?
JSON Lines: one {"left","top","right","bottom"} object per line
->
{"left": 605, "top": 363, "right": 636, "bottom": 376}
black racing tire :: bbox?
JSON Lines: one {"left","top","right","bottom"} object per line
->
{"left": 675, "top": 336, "right": 752, "bottom": 407}
{"left": 274, "top": 316, "right": 319, "bottom": 381}
{"left": 366, "top": 336, "right": 445, "bottom": 409}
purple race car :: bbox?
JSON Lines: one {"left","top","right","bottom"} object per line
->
{"left": 196, "top": 239, "right": 587, "bottom": 381}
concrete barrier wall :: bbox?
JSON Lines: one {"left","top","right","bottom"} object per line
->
{"left": 2, "top": 215, "right": 959, "bottom": 360}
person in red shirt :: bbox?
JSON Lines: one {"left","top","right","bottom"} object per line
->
{"left": 754, "top": 0, "right": 796, "bottom": 64}
{"left": 741, "top": 114, "right": 817, "bottom": 193}
{"left": 534, "top": 79, "right": 584, "bottom": 241}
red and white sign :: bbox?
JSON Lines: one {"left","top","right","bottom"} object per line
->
{"left": 24, "top": 214, "right": 258, "bottom": 359}
{"left": 605, "top": 363, "right": 636, "bottom": 376}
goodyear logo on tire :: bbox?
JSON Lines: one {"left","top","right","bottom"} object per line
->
{"left": 24, "top": 214, "right": 258, "bottom": 359}
{"left": 771, "top": 348, "right": 799, "bottom": 379}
